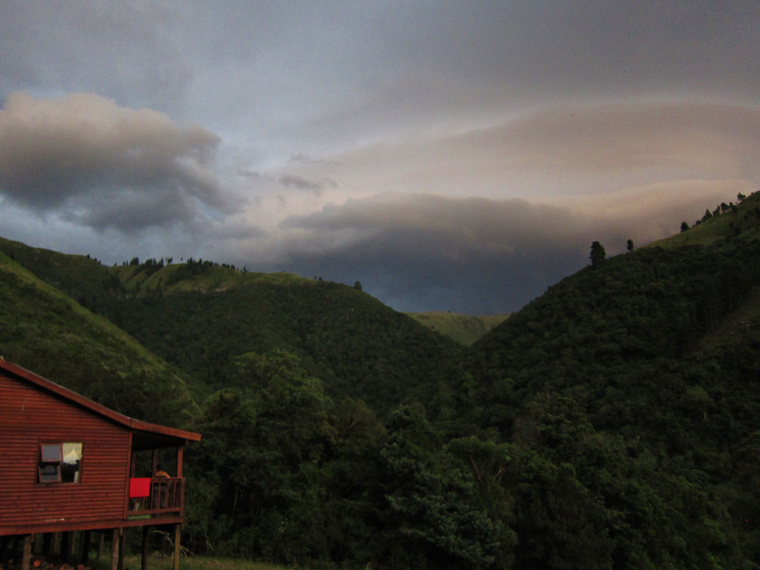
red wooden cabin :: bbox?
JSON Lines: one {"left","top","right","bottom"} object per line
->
{"left": 0, "top": 357, "right": 201, "bottom": 569}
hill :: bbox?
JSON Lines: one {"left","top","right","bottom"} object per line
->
{"left": 0, "top": 237, "right": 121, "bottom": 304}
{"left": 5, "top": 191, "right": 760, "bottom": 568}
{"left": 0, "top": 238, "right": 464, "bottom": 567}
{"left": 406, "top": 311, "right": 509, "bottom": 345}
{"left": 0, "top": 240, "right": 461, "bottom": 415}
{"left": 96, "top": 260, "right": 461, "bottom": 414}
{"left": 458, "top": 190, "right": 760, "bottom": 567}
{"left": 0, "top": 246, "right": 197, "bottom": 426}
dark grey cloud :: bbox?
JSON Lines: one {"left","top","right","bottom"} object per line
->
{"left": 272, "top": 186, "right": 747, "bottom": 313}
{"left": 63, "top": 189, "right": 198, "bottom": 233}
{"left": 0, "top": 92, "right": 225, "bottom": 232}
{"left": 276, "top": 194, "right": 604, "bottom": 313}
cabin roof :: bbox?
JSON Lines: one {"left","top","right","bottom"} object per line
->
{"left": 0, "top": 357, "right": 201, "bottom": 449}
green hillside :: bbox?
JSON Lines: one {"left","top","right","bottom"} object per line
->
{"left": 458, "top": 190, "right": 760, "bottom": 568}
{"left": 5, "top": 191, "right": 760, "bottom": 568}
{"left": 647, "top": 192, "right": 756, "bottom": 249}
{"left": 0, "top": 249, "right": 197, "bottom": 426}
{"left": 0, "top": 243, "right": 461, "bottom": 415}
{"left": 0, "top": 240, "right": 464, "bottom": 567}
{"left": 90, "top": 260, "right": 461, "bottom": 414}
{"left": 0, "top": 237, "right": 122, "bottom": 304}
{"left": 406, "top": 311, "right": 509, "bottom": 345}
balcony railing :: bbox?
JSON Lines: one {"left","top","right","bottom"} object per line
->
{"left": 128, "top": 477, "right": 183, "bottom": 517}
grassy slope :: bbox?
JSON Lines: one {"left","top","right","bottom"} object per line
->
{"left": 0, "top": 237, "right": 120, "bottom": 302}
{"left": 406, "top": 311, "right": 509, "bottom": 345}
{"left": 652, "top": 193, "right": 760, "bottom": 354}
{"left": 93, "top": 264, "right": 462, "bottom": 414}
{"left": 0, "top": 238, "right": 460, "bottom": 415}
{"left": 113, "top": 261, "right": 306, "bottom": 294}
{"left": 647, "top": 196, "right": 753, "bottom": 249}
{"left": 469, "top": 192, "right": 760, "bottom": 402}
{"left": 0, "top": 250, "right": 198, "bottom": 426}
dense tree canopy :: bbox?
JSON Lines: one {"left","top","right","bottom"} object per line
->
{"left": 4, "top": 192, "right": 760, "bottom": 568}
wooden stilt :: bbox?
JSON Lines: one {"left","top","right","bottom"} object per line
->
{"left": 60, "top": 531, "right": 71, "bottom": 562}
{"left": 21, "top": 534, "right": 33, "bottom": 570}
{"left": 173, "top": 524, "right": 182, "bottom": 570}
{"left": 71, "top": 531, "right": 79, "bottom": 561}
{"left": 42, "top": 533, "right": 53, "bottom": 557}
{"left": 118, "top": 528, "right": 127, "bottom": 570}
{"left": 111, "top": 529, "right": 120, "bottom": 570}
{"left": 81, "top": 530, "right": 92, "bottom": 565}
{"left": 141, "top": 526, "right": 150, "bottom": 570}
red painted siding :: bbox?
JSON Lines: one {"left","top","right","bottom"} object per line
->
{"left": 0, "top": 372, "right": 131, "bottom": 530}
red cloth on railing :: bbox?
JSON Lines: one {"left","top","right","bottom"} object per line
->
{"left": 129, "top": 477, "right": 152, "bottom": 498}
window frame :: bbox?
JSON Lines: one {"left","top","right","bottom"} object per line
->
{"left": 38, "top": 442, "right": 83, "bottom": 484}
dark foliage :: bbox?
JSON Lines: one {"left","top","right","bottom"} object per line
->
{"left": 90, "top": 276, "right": 461, "bottom": 415}
{"left": 5, "top": 192, "right": 760, "bottom": 568}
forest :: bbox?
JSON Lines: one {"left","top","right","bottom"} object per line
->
{"left": 2, "top": 191, "right": 760, "bottom": 569}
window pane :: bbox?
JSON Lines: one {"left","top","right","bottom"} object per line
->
{"left": 40, "top": 444, "right": 62, "bottom": 462}
{"left": 62, "top": 443, "right": 82, "bottom": 464}
{"left": 61, "top": 442, "right": 83, "bottom": 483}
{"left": 39, "top": 464, "right": 60, "bottom": 483}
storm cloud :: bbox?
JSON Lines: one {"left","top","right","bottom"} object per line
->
{"left": 0, "top": 92, "right": 224, "bottom": 231}
{"left": 275, "top": 194, "right": 586, "bottom": 312}
{"left": 242, "top": 183, "right": 742, "bottom": 313}
{"left": 0, "top": 2, "right": 758, "bottom": 312}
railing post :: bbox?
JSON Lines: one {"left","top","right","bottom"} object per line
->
{"left": 127, "top": 477, "right": 184, "bottom": 516}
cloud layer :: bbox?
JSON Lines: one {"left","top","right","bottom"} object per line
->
{"left": 0, "top": 92, "right": 224, "bottom": 231}
{"left": 0, "top": 2, "right": 758, "bottom": 312}
{"left": 260, "top": 183, "right": 749, "bottom": 313}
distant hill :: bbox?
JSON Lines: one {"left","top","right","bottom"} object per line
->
{"left": 406, "top": 311, "right": 508, "bottom": 345}
{"left": 102, "top": 267, "right": 460, "bottom": 413}
{"left": 0, "top": 245, "right": 197, "bottom": 426}
{"left": 0, "top": 241, "right": 460, "bottom": 415}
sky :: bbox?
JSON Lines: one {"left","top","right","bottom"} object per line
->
{"left": 1, "top": 1, "right": 759, "bottom": 314}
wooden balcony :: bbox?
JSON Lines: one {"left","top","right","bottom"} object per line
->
{"left": 128, "top": 477, "right": 184, "bottom": 518}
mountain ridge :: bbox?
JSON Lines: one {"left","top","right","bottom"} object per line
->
{"left": 3, "top": 190, "right": 760, "bottom": 568}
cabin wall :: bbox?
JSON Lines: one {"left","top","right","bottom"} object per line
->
{"left": 0, "top": 372, "right": 131, "bottom": 533}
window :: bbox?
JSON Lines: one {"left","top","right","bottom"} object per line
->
{"left": 39, "top": 442, "right": 83, "bottom": 483}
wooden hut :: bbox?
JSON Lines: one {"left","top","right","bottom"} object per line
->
{"left": 0, "top": 357, "right": 201, "bottom": 570}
